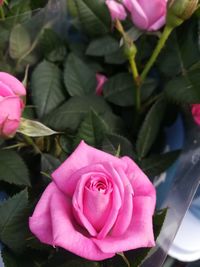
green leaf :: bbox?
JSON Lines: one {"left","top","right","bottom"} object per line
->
{"left": 40, "top": 29, "right": 67, "bottom": 62}
{"left": 102, "top": 133, "right": 135, "bottom": 158}
{"left": 0, "top": 150, "right": 30, "bottom": 186}
{"left": 105, "top": 47, "right": 127, "bottom": 65}
{"left": 158, "top": 21, "right": 200, "bottom": 77}
{"left": 140, "top": 150, "right": 181, "bottom": 177}
{"left": 0, "top": 189, "right": 29, "bottom": 253}
{"left": 31, "top": 60, "right": 66, "bottom": 118}
{"left": 86, "top": 35, "right": 119, "bottom": 56}
{"left": 74, "top": 110, "right": 109, "bottom": 148}
{"left": 74, "top": 0, "right": 111, "bottom": 36}
{"left": 141, "top": 79, "right": 158, "bottom": 101}
{"left": 45, "top": 95, "right": 111, "bottom": 132}
{"left": 18, "top": 118, "right": 57, "bottom": 137}
{"left": 64, "top": 53, "right": 96, "bottom": 96}
{"left": 136, "top": 98, "right": 166, "bottom": 159}
{"left": 165, "top": 68, "right": 200, "bottom": 103}
{"left": 9, "top": 24, "right": 31, "bottom": 60}
{"left": 41, "top": 153, "right": 61, "bottom": 175}
{"left": 104, "top": 73, "right": 135, "bottom": 107}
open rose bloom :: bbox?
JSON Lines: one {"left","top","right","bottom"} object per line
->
{"left": 29, "top": 141, "right": 156, "bottom": 260}
{"left": 0, "top": 72, "right": 26, "bottom": 137}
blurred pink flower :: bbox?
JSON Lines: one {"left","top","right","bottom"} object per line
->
{"left": 96, "top": 73, "right": 108, "bottom": 96}
{"left": 192, "top": 104, "right": 200, "bottom": 126}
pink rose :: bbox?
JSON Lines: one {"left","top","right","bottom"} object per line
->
{"left": 0, "top": 72, "right": 26, "bottom": 137}
{"left": 105, "top": 0, "right": 127, "bottom": 21}
{"left": 192, "top": 104, "right": 200, "bottom": 126}
{"left": 123, "top": 0, "right": 167, "bottom": 31}
{"left": 0, "top": 0, "right": 4, "bottom": 6}
{"left": 29, "top": 141, "right": 156, "bottom": 260}
{"left": 96, "top": 73, "right": 108, "bottom": 96}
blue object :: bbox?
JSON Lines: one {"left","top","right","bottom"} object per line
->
{"left": 156, "top": 115, "right": 185, "bottom": 207}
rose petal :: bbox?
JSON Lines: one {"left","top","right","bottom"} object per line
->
{"left": 0, "top": 96, "right": 22, "bottom": 136}
{"left": 105, "top": 0, "right": 127, "bottom": 21}
{"left": 0, "top": 72, "right": 26, "bottom": 96}
{"left": 93, "top": 196, "right": 155, "bottom": 253}
{"left": 49, "top": 189, "right": 115, "bottom": 260}
{"left": 52, "top": 141, "right": 126, "bottom": 195}
{"left": 29, "top": 183, "right": 57, "bottom": 245}
{"left": 0, "top": 81, "right": 15, "bottom": 97}
{"left": 111, "top": 172, "right": 133, "bottom": 236}
{"left": 123, "top": 0, "right": 148, "bottom": 30}
{"left": 138, "top": 0, "right": 166, "bottom": 30}
{"left": 121, "top": 156, "right": 156, "bottom": 199}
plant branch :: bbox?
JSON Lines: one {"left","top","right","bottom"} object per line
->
{"left": 141, "top": 26, "right": 173, "bottom": 82}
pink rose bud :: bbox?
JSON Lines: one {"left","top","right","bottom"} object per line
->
{"left": 0, "top": 72, "right": 26, "bottom": 138}
{"left": 192, "top": 104, "right": 200, "bottom": 126}
{"left": 0, "top": 0, "right": 4, "bottom": 6}
{"left": 29, "top": 141, "right": 156, "bottom": 260}
{"left": 106, "top": 0, "right": 127, "bottom": 21}
{"left": 123, "top": 0, "right": 167, "bottom": 31}
{"left": 96, "top": 73, "right": 108, "bottom": 96}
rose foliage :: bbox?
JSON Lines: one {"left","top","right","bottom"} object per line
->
{"left": 0, "top": 0, "right": 199, "bottom": 267}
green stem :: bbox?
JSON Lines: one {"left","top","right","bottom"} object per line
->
{"left": 118, "top": 252, "right": 131, "bottom": 267}
{"left": 141, "top": 26, "right": 173, "bottom": 82}
{"left": 0, "top": 6, "right": 5, "bottom": 20}
{"left": 129, "top": 56, "right": 141, "bottom": 111}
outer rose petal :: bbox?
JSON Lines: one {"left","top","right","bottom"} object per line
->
{"left": 123, "top": 0, "right": 166, "bottom": 31}
{"left": 123, "top": 0, "right": 148, "bottom": 30}
{"left": 121, "top": 156, "right": 156, "bottom": 199}
{"left": 0, "top": 72, "right": 26, "bottom": 96}
{"left": 192, "top": 104, "right": 200, "bottom": 126}
{"left": 29, "top": 183, "right": 56, "bottom": 245}
{"left": 95, "top": 73, "right": 108, "bottom": 96}
{"left": 0, "top": 96, "right": 22, "bottom": 136}
{"left": 105, "top": 0, "right": 127, "bottom": 21}
{"left": 52, "top": 141, "right": 126, "bottom": 195}
{"left": 49, "top": 187, "right": 115, "bottom": 260}
{"left": 93, "top": 196, "right": 155, "bottom": 253}
{"left": 138, "top": 0, "right": 166, "bottom": 30}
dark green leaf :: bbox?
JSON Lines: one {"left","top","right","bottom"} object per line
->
{"left": 141, "top": 79, "right": 158, "bottom": 101}
{"left": 0, "top": 189, "right": 29, "bottom": 253}
{"left": 9, "top": 24, "right": 31, "bottom": 59}
{"left": 102, "top": 133, "right": 135, "bottom": 158}
{"left": 140, "top": 150, "right": 181, "bottom": 177}
{"left": 45, "top": 95, "right": 111, "bottom": 132}
{"left": 74, "top": 110, "right": 109, "bottom": 148}
{"left": 105, "top": 47, "right": 127, "bottom": 65}
{"left": 31, "top": 60, "right": 66, "bottom": 118}
{"left": 64, "top": 53, "right": 96, "bottom": 96}
{"left": 74, "top": 0, "right": 111, "bottom": 36}
{"left": 86, "top": 35, "right": 119, "bottom": 56}
{"left": 58, "top": 259, "right": 100, "bottom": 267}
{"left": 41, "top": 153, "right": 61, "bottom": 174}
{"left": 104, "top": 73, "right": 135, "bottom": 106}
{"left": 0, "top": 150, "right": 30, "bottom": 186}
{"left": 164, "top": 69, "right": 200, "bottom": 103}
{"left": 136, "top": 98, "right": 166, "bottom": 159}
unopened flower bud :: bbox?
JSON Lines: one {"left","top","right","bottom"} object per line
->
{"left": 167, "top": 0, "right": 199, "bottom": 28}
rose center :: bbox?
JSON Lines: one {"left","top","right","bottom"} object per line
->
{"left": 86, "top": 175, "right": 112, "bottom": 194}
